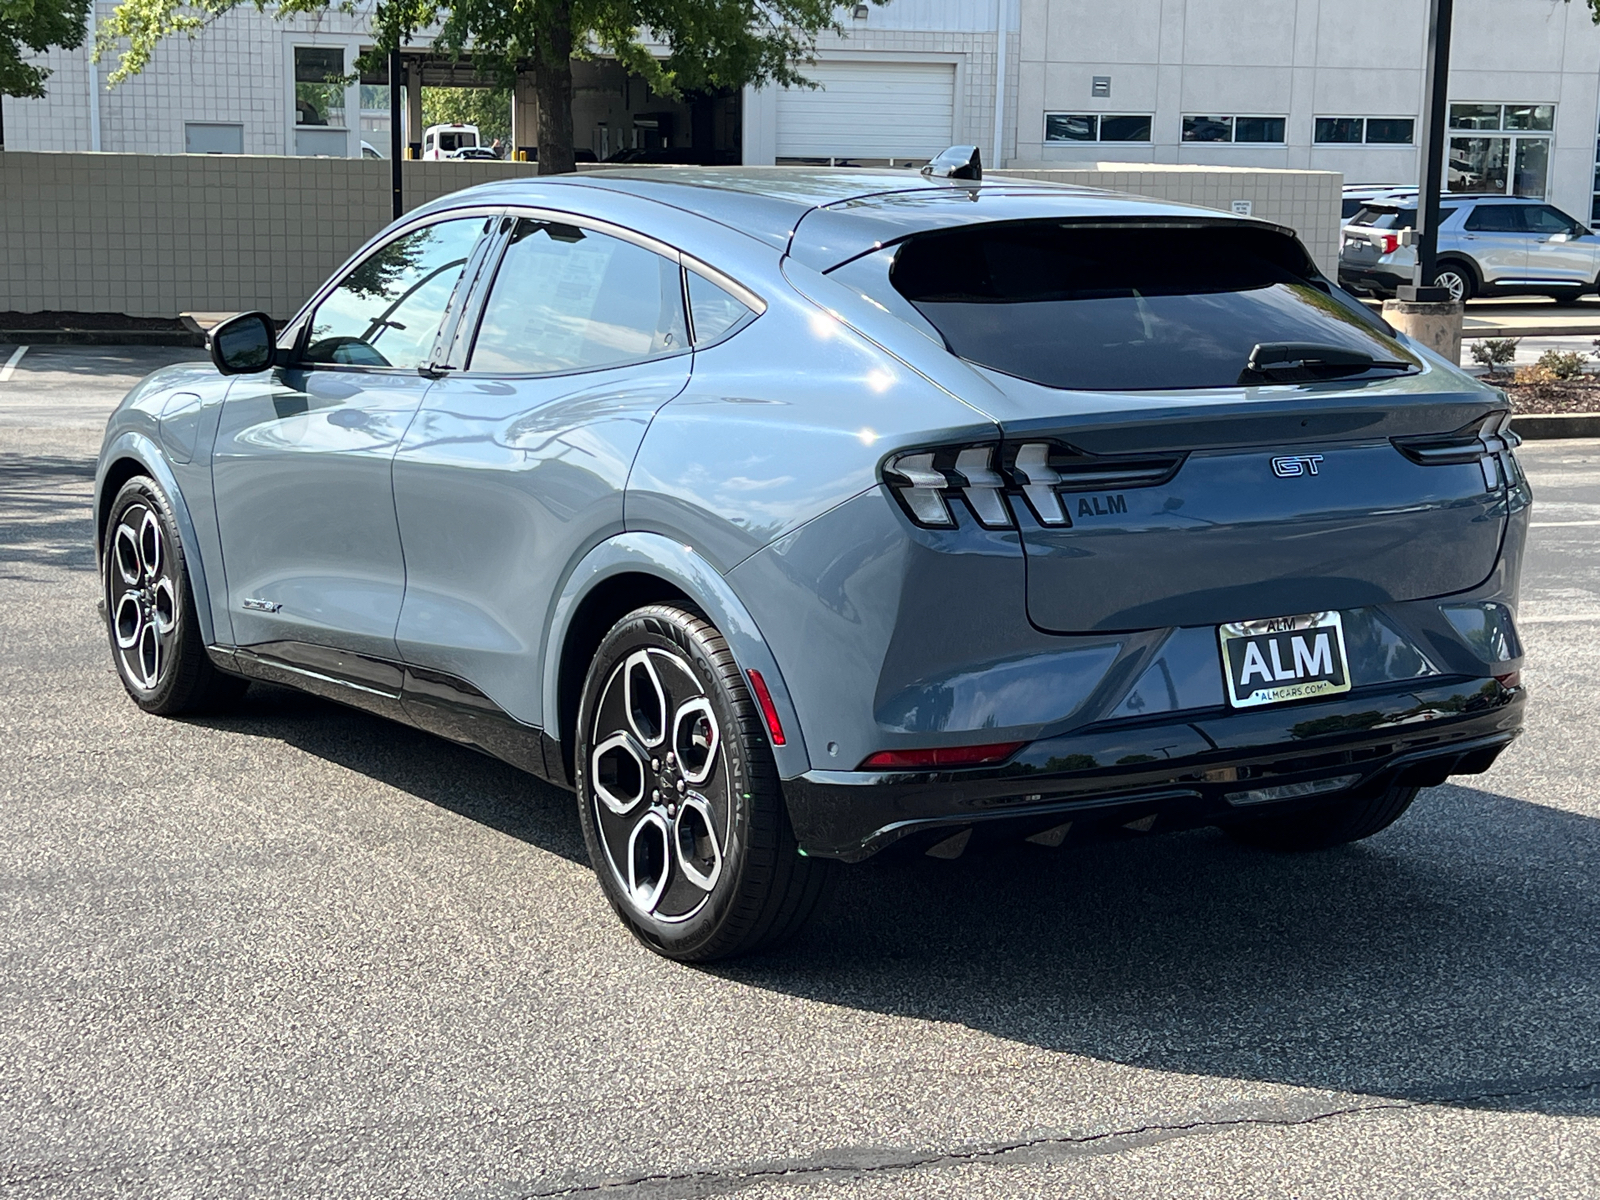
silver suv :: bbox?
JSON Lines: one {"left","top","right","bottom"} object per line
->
{"left": 1338, "top": 196, "right": 1600, "bottom": 303}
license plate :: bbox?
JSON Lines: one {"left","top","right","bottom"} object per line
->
{"left": 1218, "top": 612, "right": 1351, "bottom": 709}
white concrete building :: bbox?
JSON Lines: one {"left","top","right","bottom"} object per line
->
{"left": 5, "top": 0, "right": 1599, "bottom": 221}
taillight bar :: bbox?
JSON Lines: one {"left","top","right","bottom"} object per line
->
{"left": 859, "top": 741, "right": 1026, "bottom": 770}
{"left": 883, "top": 441, "right": 1185, "bottom": 530}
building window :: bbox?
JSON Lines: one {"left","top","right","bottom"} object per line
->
{"left": 1045, "top": 113, "right": 1152, "bottom": 143}
{"left": 1447, "top": 103, "right": 1552, "bottom": 198}
{"left": 294, "top": 46, "right": 352, "bottom": 157}
{"left": 1314, "top": 116, "right": 1414, "bottom": 145}
{"left": 184, "top": 122, "right": 243, "bottom": 154}
{"left": 1182, "top": 115, "right": 1285, "bottom": 144}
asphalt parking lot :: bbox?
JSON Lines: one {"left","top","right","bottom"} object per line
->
{"left": 1, "top": 347, "right": 1597, "bottom": 1198}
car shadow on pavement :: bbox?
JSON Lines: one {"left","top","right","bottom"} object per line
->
{"left": 189, "top": 683, "right": 1599, "bottom": 1118}
{"left": 192, "top": 682, "right": 591, "bottom": 866}
{"left": 717, "top": 784, "right": 1600, "bottom": 1118}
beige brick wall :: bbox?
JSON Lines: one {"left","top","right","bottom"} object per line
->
{"left": 993, "top": 164, "right": 1344, "bottom": 274}
{"left": 0, "top": 152, "right": 1341, "bottom": 319}
{"left": 0, "top": 152, "right": 541, "bottom": 319}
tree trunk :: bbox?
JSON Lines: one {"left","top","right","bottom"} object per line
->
{"left": 533, "top": 2, "right": 575, "bottom": 175}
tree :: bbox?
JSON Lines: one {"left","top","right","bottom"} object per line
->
{"left": 99, "top": 0, "right": 865, "bottom": 174}
{"left": 421, "top": 84, "right": 511, "bottom": 146}
{"left": 2, "top": 0, "right": 91, "bottom": 99}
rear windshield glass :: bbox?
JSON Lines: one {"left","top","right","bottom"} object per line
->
{"left": 885, "top": 223, "right": 1417, "bottom": 391}
{"left": 1352, "top": 206, "right": 1455, "bottom": 229}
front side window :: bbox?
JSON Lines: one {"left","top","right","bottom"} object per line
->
{"left": 1524, "top": 205, "right": 1580, "bottom": 235}
{"left": 884, "top": 223, "right": 1415, "bottom": 392}
{"left": 468, "top": 218, "right": 687, "bottom": 374}
{"left": 304, "top": 217, "right": 487, "bottom": 369}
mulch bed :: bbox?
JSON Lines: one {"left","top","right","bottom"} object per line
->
{"left": 0, "top": 311, "right": 190, "bottom": 333}
{"left": 1492, "top": 376, "right": 1600, "bottom": 414}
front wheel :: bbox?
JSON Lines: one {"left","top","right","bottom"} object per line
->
{"left": 102, "top": 476, "right": 247, "bottom": 715}
{"left": 1224, "top": 783, "right": 1420, "bottom": 852}
{"left": 574, "top": 604, "right": 828, "bottom": 961}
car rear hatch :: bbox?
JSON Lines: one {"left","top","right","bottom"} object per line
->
{"left": 862, "top": 218, "right": 1511, "bottom": 633}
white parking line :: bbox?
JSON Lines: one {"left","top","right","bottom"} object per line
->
{"left": 1529, "top": 520, "right": 1600, "bottom": 528}
{"left": 0, "top": 346, "right": 25, "bottom": 382}
{"left": 1519, "top": 614, "right": 1600, "bottom": 624}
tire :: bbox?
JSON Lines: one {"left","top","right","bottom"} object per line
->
{"left": 1224, "top": 783, "right": 1420, "bottom": 852}
{"left": 574, "top": 605, "right": 828, "bottom": 961}
{"left": 102, "top": 476, "right": 248, "bottom": 715}
{"left": 1433, "top": 262, "right": 1475, "bottom": 303}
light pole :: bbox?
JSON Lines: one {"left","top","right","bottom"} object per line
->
{"left": 389, "top": 49, "right": 404, "bottom": 220}
{"left": 1399, "top": 0, "right": 1453, "bottom": 302}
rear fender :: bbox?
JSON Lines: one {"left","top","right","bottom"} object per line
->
{"left": 543, "top": 532, "right": 812, "bottom": 779}
{"left": 95, "top": 431, "right": 219, "bottom": 647}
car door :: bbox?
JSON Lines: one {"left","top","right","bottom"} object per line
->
{"left": 390, "top": 211, "right": 693, "bottom": 730}
{"left": 212, "top": 212, "right": 496, "bottom": 660}
{"left": 1523, "top": 204, "right": 1599, "bottom": 287}
{"left": 1459, "top": 202, "right": 1528, "bottom": 285}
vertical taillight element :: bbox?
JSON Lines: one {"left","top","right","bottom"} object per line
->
{"left": 951, "top": 446, "right": 1012, "bottom": 529}
{"left": 883, "top": 451, "right": 955, "bottom": 527}
{"left": 1011, "top": 443, "right": 1068, "bottom": 525}
{"left": 746, "top": 669, "right": 786, "bottom": 746}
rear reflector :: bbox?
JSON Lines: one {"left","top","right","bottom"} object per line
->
{"left": 746, "top": 669, "right": 786, "bottom": 746}
{"left": 859, "top": 742, "right": 1026, "bottom": 770}
{"left": 1495, "top": 671, "right": 1521, "bottom": 689}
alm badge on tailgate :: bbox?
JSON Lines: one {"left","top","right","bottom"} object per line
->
{"left": 1219, "top": 612, "right": 1351, "bottom": 709}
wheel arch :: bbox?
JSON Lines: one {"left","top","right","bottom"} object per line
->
{"left": 95, "top": 432, "right": 218, "bottom": 646}
{"left": 1435, "top": 254, "right": 1480, "bottom": 292}
{"left": 544, "top": 533, "right": 812, "bottom": 785}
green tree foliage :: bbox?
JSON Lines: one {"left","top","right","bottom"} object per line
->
{"left": 99, "top": 0, "right": 869, "bottom": 173}
{"left": 2, "top": 0, "right": 91, "bottom": 97}
{"left": 421, "top": 84, "right": 511, "bottom": 146}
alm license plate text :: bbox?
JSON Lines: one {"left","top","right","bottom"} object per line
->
{"left": 1218, "top": 612, "right": 1351, "bottom": 709}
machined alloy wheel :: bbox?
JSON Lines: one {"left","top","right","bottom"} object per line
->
{"left": 102, "top": 476, "right": 247, "bottom": 715}
{"left": 575, "top": 604, "right": 827, "bottom": 960}
{"left": 1433, "top": 266, "right": 1472, "bottom": 303}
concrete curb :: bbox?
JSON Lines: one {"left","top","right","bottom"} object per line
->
{"left": 0, "top": 329, "right": 204, "bottom": 347}
{"left": 1466, "top": 325, "right": 1600, "bottom": 339}
{"left": 1511, "top": 413, "right": 1600, "bottom": 439}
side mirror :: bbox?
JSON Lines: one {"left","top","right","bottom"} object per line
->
{"left": 208, "top": 311, "right": 277, "bottom": 375}
{"left": 921, "top": 145, "right": 982, "bottom": 182}
{"left": 1548, "top": 232, "right": 1572, "bottom": 244}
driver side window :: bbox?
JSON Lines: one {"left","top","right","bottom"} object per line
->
{"left": 303, "top": 217, "right": 488, "bottom": 369}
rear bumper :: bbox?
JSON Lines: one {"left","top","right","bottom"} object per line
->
{"left": 1338, "top": 266, "right": 1409, "bottom": 296}
{"left": 783, "top": 676, "right": 1523, "bottom": 860}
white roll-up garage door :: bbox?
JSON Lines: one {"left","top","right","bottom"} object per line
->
{"left": 775, "top": 60, "right": 957, "bottom": 161}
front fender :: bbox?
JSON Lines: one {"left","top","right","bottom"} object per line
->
{"left": 543, "top": 532, "right": 812, "bottom": 779}
{"left": 95, "top": 431, "right": 219, "bottom": 647}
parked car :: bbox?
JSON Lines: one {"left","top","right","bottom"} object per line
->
{"left": 420, "top": 123, "right": 480, "bottom": 160}
{"left": 96, "top": 160, "right": 1528, "bottom": 960}
{"left": 1339, "top": 195, "right": 1600, "bottom": 302}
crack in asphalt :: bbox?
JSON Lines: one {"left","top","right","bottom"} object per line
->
{"left": 519, "top": 1074, "right": 1600, "bottom": 1199}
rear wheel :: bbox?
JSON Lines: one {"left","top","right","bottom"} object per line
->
{"left": 102, "top": 476, "right": 247, "bottom": 715}
{"left": 1224, "top": 784, "right": 1420, "bottom": 852}
{"left": 1433, "top": 262, "right": 1474, "bottom": 303}
{"left": 574, "top": 604, "right": 828, "bottom": 961}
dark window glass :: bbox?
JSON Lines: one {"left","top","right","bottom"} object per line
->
{"left": 1099, "top": 114, "right": 1152, "bottom": 142}
{"left": 304, "top": 218, "right": 485, "bottom": 368}
{"left": 1044, "top": 114, "right": 1096, "bottom": 141}
{"left": 469, "top": 219, "right": 687, "bottom": 374}
{"left": 1450, "top": 103, "right": 1502, "bottom": 131}
{"left": 1183, "top": 115, "right": 1233, "bottom": 142}
{"left": 1365, "top": 118, "right": 1414, "bottom": 144}
{"left": 1315, "top": 117, "right": 1363, "bottom": 144}
{"left": 1504, "top": 104, "right": 1554, "bottom": 132}
{"left": 1342, "top": 198, "right": 1365, "bottom": 219}
{"left": 1524, "top": 205, "right": 1579, "bottom": 235}
{"left": 1463, "top": 204, "right": 1525, "bottom": 233}
{"left": 294, "top": 46, "right": 346, "bottom": 128}
{"left": 1235, "top": 116, "right": 1285, "bottom": 143}
{"left": 887, "top": 224, "right": 1414, "bottom": 392}
{"left": 1449, "top": 137, "right": 1510, "bottom": 194}
{"left": 687, "top": 272, "right": 753, "bottom": 343}
{"left": 1358, "top": 206, "right": 1456, "bottom": 230}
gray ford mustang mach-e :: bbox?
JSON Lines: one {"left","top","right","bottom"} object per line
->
{"left": 96, "top": 158, "right": 1529, "bottom": 961}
